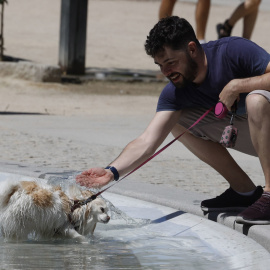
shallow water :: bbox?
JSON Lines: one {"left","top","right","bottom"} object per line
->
{"left": 0, "top": 222, "right": 226, "bottom": 270}
{"left": 0, "top": 173, "right": 229, "bottom": 270}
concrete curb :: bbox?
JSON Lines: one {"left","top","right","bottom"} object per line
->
{"left": 0, "top": 161, "right": 269, "bottom": 253}
{"left": 0, "top": 60, "right": 166, "bottom": 83}
{"left": 108, "top": 180, "right": 270, "bottom": 253}
{"left": 0, "top": 61, "right": 61, "bottom": 82}
{"left": 104, "top": 192, "right": 270, "bottom": 269}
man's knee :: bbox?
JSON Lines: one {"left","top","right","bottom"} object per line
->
{"left": 246, "top": 93, "right": 270, "bottom": 121}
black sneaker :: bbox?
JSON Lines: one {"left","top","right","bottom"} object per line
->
{"left": 236, "top": 192, "right": 270, "bottom": 225}
{"left": 201, "top": 186, "right": 263, "bottom": 212}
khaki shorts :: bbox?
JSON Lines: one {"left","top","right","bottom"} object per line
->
{"left": 177, "top": 90, "right": 270, "bottom": 157}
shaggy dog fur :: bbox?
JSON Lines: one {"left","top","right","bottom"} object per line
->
{"left": 0, "top": 179, "right": 110, "bottom": 241}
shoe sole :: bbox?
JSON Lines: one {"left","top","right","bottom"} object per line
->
{"left": 201, "top": 206, "right": 246, "bottom": 212}
{"left": 235, "top": 216, "right": 270, "bottom": 225}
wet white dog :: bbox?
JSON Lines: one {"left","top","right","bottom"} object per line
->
{"left": 0, "top": 179, "right": 110, "bottom": 242}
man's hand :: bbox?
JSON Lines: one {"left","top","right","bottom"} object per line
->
{"left": 76, "top": 167, "right": 113, "bottom": 188}
{"left": 219, "top": 79, "right": 240, "bottom": 111}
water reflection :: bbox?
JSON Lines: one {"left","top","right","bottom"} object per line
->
{"left": 0, "top": 224, "right": 226, "bottom": 270}
{"left": 0, "top": 239, "right": 141, "bottom": 270}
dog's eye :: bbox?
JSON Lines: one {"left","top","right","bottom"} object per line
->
{"left": 100, "top": 207, "right": 105, "bottom": 213}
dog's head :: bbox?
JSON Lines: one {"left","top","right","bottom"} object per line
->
{"left": 68, "top": 186, "right": 110, "bottom": 235}
{"left": 89, "top": 197, "right": 110, "bottom": 224}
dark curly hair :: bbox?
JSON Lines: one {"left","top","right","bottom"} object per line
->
{"left": 145, "top": 16, "right": 200, "bottom": 58}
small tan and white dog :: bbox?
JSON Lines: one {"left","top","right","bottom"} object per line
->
{"left": 0, "top": 178, "right": 110, "bottom": 241}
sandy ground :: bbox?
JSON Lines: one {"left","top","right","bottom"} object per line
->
{"left": 4, "top": 0, "right": 270, "bottom": 69}
{"left": 0, "top": 0, "right": 268, "bottom": 196}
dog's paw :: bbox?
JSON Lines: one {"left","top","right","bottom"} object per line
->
{"left": 66, "top": 229, "right": 89, "bottom": 243}
{"left": 74, "top": 235, "right": 88, "bottom": 244}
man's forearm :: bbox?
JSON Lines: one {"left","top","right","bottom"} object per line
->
{"left": 220, "top": 72, "right": 270, "bottom": 109}
{"left": 235, "top": 73, "right": 270, "bottom": 94}
{"left": 108, "top": 137, "right": 156, "bottom": 178}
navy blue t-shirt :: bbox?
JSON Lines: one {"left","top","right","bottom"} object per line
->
{"left": 157, "top": 37, "right": 270, "bottom": 115}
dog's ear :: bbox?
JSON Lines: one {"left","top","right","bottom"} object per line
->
{"left": 81, "top": 190, "right": 94, "bottom": 198}
{"left": 68, "top": 185, "right": 94, "bottom": 200}
{"left": 67, "top": 185, "right": 83, "bottom": 200}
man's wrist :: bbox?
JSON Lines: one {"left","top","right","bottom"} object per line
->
{"left": 105, "top": 166, "right": 120, "bottom": 181}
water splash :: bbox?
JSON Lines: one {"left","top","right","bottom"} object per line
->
{"left": 46, "top": 172, "right": 151, "bottom": 226}
{"left": 105, "top": 198, "right": 151, "bottom": 226}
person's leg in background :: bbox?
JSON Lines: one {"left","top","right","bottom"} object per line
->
{"left": 196, "top": 0, "right": 211, "bottom": 44}
{"left": 159, "top": 0, "right": 211, "bottom": 43}
{"left": 159, "top": 0, "right": 177, "bottom": 19}
{"left": 242, "top": 0, "right": 260, "bottom": 39}
{"left": 217, "top": 0, "right": 261, "bottom": 39}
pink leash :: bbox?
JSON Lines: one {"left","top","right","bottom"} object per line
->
{"left": 93, "top": 106, "right": 214, "bottom": 197}
{"left": 71, "top": 106, "right": 214, "bottom": 211}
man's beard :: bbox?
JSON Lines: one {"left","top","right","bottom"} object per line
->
{"left": 169, "top": 55, "right": 198, "bottom": 89}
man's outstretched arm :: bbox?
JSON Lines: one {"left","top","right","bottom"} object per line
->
{"left": 76, "top": 110, "right": 181, "bottom": 188}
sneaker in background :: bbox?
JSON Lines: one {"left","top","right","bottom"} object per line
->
{"left": 201, "top": 186, "right": 263, "bottom": 212}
